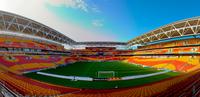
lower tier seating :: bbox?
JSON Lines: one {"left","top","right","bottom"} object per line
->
{"left": 0, "top": 55, "right": 70, "bottom": 73}
{"left": 126, "top": 56, "right": 200, "bottom": 72}
{"left": 79, "top": 56, "right": 129, "bottom": 61}
{"left": 0, "top": 72, "right": 80, "bottom": 96}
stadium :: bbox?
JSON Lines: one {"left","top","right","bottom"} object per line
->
{"left": 0, "top": 7, "right": 199, "bottom": 97}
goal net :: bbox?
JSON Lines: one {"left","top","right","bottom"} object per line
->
{"left": 97, "top": 71, "right": 115, "bottom": 78}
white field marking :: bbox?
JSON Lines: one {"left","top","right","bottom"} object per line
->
{"left": 37, "top": 72, "right": 93, "bottom": 81}
{"left": 121, "top": 70, "right": 171, "bottom": 80}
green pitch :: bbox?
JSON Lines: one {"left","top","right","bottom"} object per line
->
{"left": 24, "top": 61, "right": 181, "bottom": 89}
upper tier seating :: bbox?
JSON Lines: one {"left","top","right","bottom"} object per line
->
{"left": 134, "top": 46, "right": 200, "bottom": 55}
{"left": 138, "top": 38, "right": 200, "bottom": 50}
{"left": 0, "top": 36, "right": 65, "bottom": 51}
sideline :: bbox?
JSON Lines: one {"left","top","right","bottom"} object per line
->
{"left": 37, "top": 72, "right": 93, "bottom": 81}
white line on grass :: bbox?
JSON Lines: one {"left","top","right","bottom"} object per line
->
{"left": 121, "top": 70, "right": 171, "bottom": 80}
{"left": 37, "top": 72, "right": 93, "bottom": 81}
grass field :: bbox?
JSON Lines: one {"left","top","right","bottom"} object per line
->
{"left": 24, "top": 61, "right": 181, "bottom": 89}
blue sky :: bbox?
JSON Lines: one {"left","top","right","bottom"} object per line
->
{"left": 44, "top": 0, "right": 200, "bottom": 42}
{"left": 0, "top": 0, "right": 200, "bottom": 42}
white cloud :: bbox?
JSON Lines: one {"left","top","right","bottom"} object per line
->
{"left": 0, "top": 0, "right": 116, "bottom": 42}
{"left": 92, "top": 19, "right": 104, "bottom": 27}
{"left": 91, "top": 5, "right": 101, "bottom": 13}
{"left": 47, "top": 0, "right": 88, "bottom": 12}
{"left": 47, "top": 0, "right": 102, "bottom": 13}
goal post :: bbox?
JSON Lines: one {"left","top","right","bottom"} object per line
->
{"left": 97, "top": 71, "right": 115, "bottom": 78}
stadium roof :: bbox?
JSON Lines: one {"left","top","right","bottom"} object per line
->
{"left": 0, "top": 10, "right": 76, "bottom": 45}
{"left": 0, "top": 10, "right": 127, "bottom": 47}
{"left": 128, "top": 17, "right": 200, "bottom": 45}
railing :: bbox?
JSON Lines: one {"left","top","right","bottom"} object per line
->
{"left": 0, "top": 81, "right": 22, "bottom": 97}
